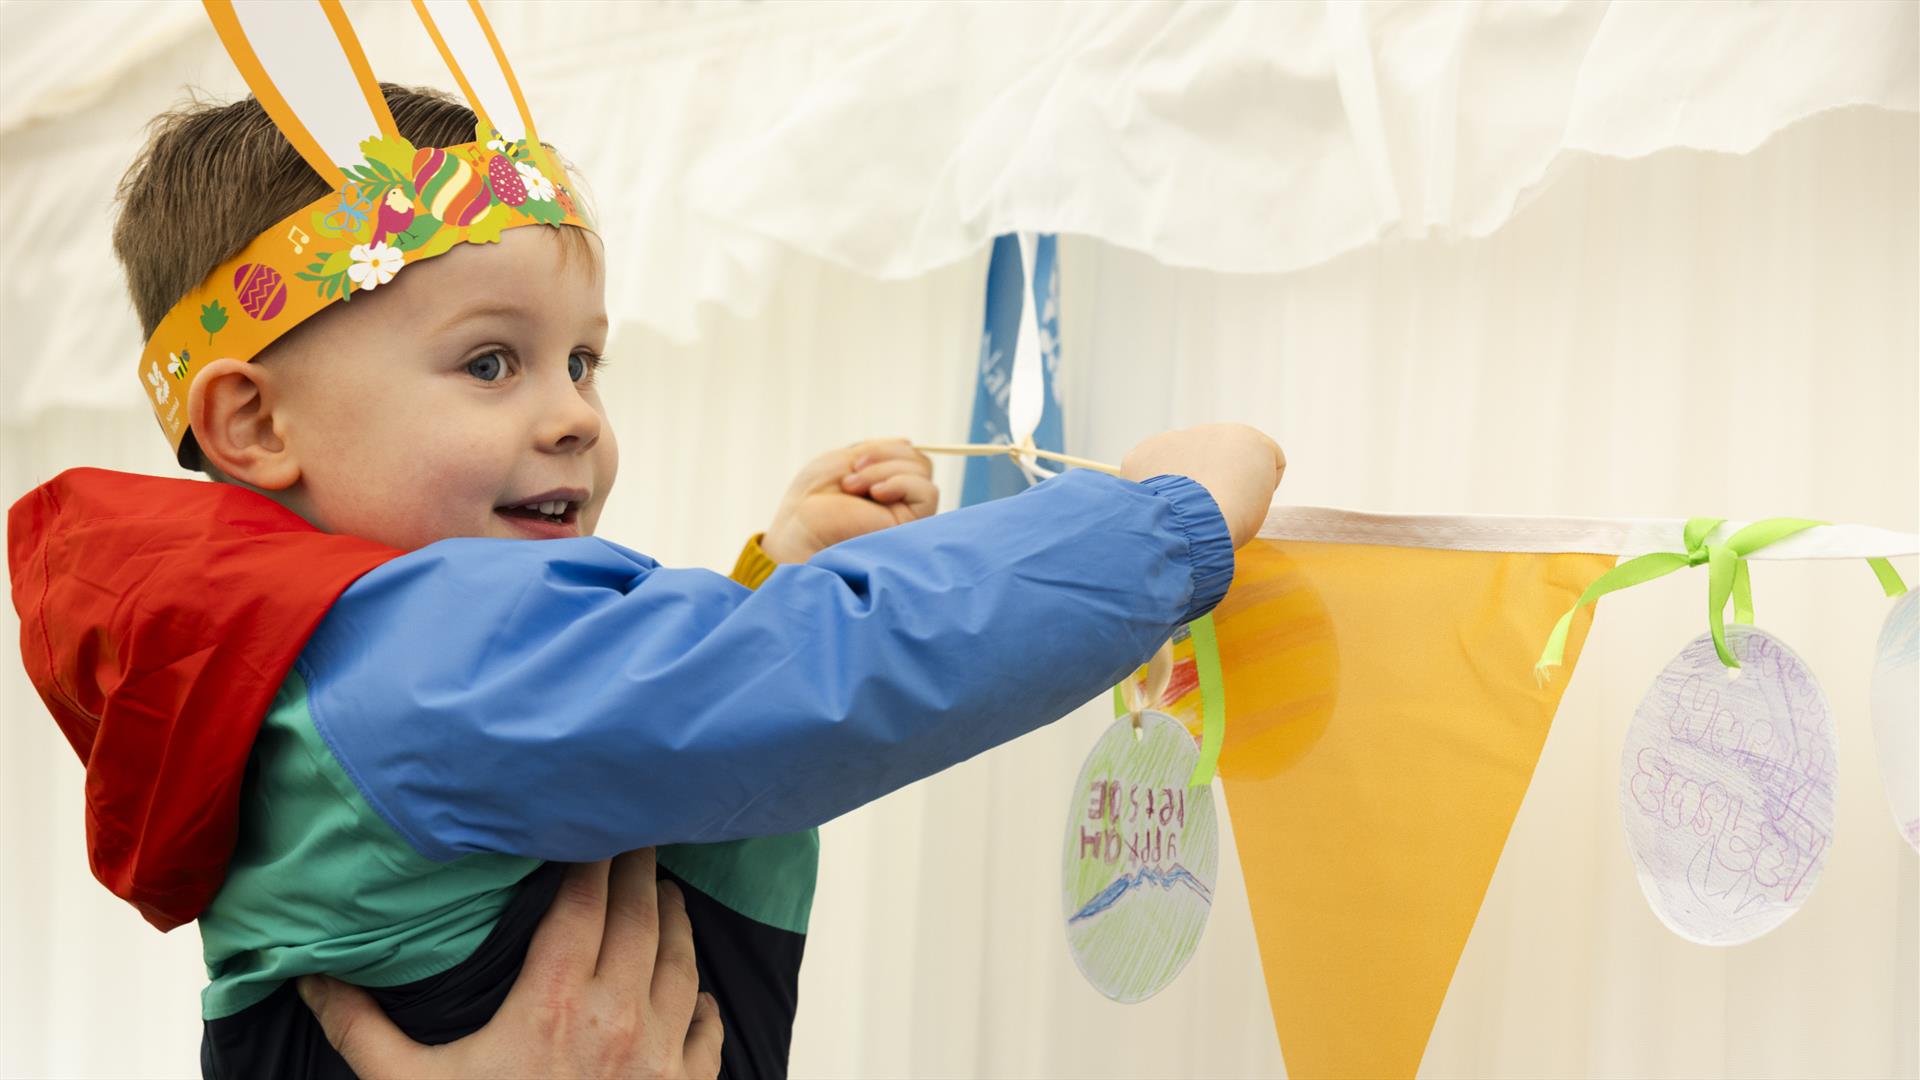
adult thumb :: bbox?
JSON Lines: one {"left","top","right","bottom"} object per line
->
{"left": 298, "top": 974, "right": 429, "bottom": 1080}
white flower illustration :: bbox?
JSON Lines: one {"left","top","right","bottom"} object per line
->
{"left": 515, "top": 160, "right": 556, "bottom": 203}
{"left": 146, "top": 361, "right": 170, "bottom": 404}
{"left": 348, "top": 241, "right": 404, "bottom": 292}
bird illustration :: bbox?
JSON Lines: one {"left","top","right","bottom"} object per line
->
{"left": 372, "top": 188, "right": 416, "bottom": 245}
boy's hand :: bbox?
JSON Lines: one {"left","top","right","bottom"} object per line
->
{"left": 761, "top": 439, "right": 939, "bottom": 563}
{"left": 1122, "top": 424, "right": 1285, "bottom": 549}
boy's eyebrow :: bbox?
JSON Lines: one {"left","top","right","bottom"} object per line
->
{"left": 431, "top": 302, "right": 609, "bottom": 337}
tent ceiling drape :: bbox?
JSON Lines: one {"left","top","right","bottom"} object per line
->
{"left": 1, "top": 0, "right": 1912, "bottom": 422}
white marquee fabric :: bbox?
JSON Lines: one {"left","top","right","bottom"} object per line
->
{"left": 2, "top": 0, "right": 1914, "bottom": 419}
{"left": 1, "top": 2, "right": 1915, "bottom": 1076}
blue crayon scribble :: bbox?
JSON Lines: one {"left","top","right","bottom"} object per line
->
{"left": 1069, "top": 864, "right": 1213, "bottom": 924}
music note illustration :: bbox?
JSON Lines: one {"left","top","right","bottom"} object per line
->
{"left": 288, "top": 225, "right": 309, "bottom": 254}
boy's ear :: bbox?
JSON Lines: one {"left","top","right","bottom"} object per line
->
{"left": 187, "top": 358, "right": 300, "bottom": 490}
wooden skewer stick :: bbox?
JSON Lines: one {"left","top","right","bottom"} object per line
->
{"left": 913, "top": 442, "right": 1122, "bottom": 476}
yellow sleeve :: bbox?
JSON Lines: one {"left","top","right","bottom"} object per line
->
{"left": 728, "top": 534, "right": 778, "bottom": 590}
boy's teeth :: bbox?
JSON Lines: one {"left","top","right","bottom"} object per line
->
{"left": 541, "top": 500, "right": 566, "bottom": 516}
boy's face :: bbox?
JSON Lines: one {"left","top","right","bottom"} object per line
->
{"left": 258, "top": 227, "right": 618, "bottom": 551}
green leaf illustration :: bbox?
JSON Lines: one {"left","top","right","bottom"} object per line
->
{"left": 360, "top": 134, "right": 418, "bottom": 178}
{"left": 390, "top": 213, "right": 443, "bottom": 253}
{"left": 199, "top": 300, "right": 228, "bottom": 344}
{"left": 466, "top": 204, "right": 513, "bottom": 245}
{"left": 411, "top": 221, "right": 463, "bottom": 261}
{"left": 296, "top": 264, "right": 353, "bottom": 301}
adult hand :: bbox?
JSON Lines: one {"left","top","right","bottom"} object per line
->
{"left": 761, "top": 438, "right": 939, "bottom": 563}
{"left": 298, "top": 849, "right": 722, "bottom": 1079}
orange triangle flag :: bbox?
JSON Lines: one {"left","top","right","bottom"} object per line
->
{"left": 1212, "top": 538, "right": 1610, "bottom": 1079}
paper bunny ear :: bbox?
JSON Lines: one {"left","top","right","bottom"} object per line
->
{"left": 138, "top": 0, "right": 592, "bottom": 461}
{"left": 203, "top": 0, "right": 400, "bottom": 187}
{"left": 412, "top": 0, "right": 569, "bottom": 184}
{"left": 413, "top": 0, "right": 539, "bottom": 148}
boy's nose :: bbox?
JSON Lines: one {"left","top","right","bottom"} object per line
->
{"left": 535, "top": 376, "right": 602, "bottom": 454}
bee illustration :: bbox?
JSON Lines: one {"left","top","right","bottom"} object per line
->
{"left": 167, "top": 349, "right": 191, "bottom": 381}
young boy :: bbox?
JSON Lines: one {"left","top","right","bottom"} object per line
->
{"left": 8, "top": 85, "right": 1281, "bottom": 1080}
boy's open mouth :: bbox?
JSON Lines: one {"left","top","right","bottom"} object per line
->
{"left": 496, "top": 492, "right": 585, "bottom": 528}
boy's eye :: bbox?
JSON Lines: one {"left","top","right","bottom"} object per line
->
{"left": 567, "top": 351, "right": 603, "bottom": 383}
{"left": 466, "top": 353, "right": 506, "bottom": 381}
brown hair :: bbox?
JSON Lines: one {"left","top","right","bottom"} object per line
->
{"left": 114, "top": 83, "right": 480, "bottom": 341}
{"left": 113, "top": 83, "right": 590, "bottom": 470}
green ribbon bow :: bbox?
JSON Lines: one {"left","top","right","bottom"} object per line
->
{"left": 1112, "top": 614, "right": 1227, "bottom": 788}
{"left": 1536, "top": 517, "right": 1817, "bottom": 676}
{"left": 1536, "top": 518, "right": 1911, "bottom": 678}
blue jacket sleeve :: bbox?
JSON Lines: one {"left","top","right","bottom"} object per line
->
{"left": 301, "top": 470, "right": 1234, "bottom": 862}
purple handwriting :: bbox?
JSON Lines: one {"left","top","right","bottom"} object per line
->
{"left": 1079, "top": 779, "right": 1186, "bottom": 869}
{"left": 1630, "top": 743, "right": 1831, "bottom": 907}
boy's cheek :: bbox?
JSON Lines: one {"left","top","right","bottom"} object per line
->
{"left": 589, "top": 429, "right": 619, "bottom": 531}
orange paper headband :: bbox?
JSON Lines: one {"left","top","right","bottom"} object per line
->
{"left": 139, "top": 0, "right": 595, "bottom": 461}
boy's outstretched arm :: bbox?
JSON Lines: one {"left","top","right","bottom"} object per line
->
{"left": 300, "top": 468, "right": 1238, "bottom": 862}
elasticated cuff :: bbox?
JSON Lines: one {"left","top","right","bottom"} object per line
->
{"left": 1137, "top": 474, "right": 1236, "bottom": 623}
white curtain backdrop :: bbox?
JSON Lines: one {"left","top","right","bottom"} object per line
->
{"left": 1, "top": 2, "right": 1915, "bottom": 1076}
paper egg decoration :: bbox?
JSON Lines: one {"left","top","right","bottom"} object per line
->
{"left": 1870, "top": 589, "right": 1918, "bottom": 851}
{"left": 1062, "top": 710, "right": 1218, "bottom": 1003}
{"left": 412, "top": 147, "right": 491, "bottom": 227}
{"left": 232, "top": 263, "right": 286, "bottom": 321}
{"left": 1619, "top": 626, "right": 1836, "bottom": 945}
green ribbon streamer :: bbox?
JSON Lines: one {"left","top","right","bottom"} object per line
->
{"left": 1535, "top": 517, "right": 1826, "bottom": 677}
{"left": 1110, "top": 614, "right": 1227, "bottom": 789}
{"left": 1186, "top": 615, "right": 1226, "bottom": 788}
{"left": 1868, "top": 557, "right": 1909, "bottom": 597}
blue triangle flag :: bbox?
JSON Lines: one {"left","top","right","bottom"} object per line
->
{"left": 961, "top": 234, "right": 1064, "bottom": 507}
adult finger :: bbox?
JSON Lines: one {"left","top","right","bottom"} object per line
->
{"left": 300, "top": 975, "right": 436, "bottom": 1080}
{"left": 596, "top": 847, "right": 662, "bottom": 988}
{"left": 683, "top": 992, "right": 725, "bottom": 1080}
{"left": 650, "top": 878, "right": 702, "bottom": 1028}
{"left": 514, "top": 860, "right": 611, "bottom": 996}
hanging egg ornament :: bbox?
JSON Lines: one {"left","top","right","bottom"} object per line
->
{"left": 1869, "top": 588, "right": 1918, "bottom": 851}
{"left": 1061, "top": 709, "right": 1219, "bottom": 1003}
{"left": 1618, "top": 626, "right": 1837, "bottom": 945}
{"left": 232, "top": 263, "right": 287, "bottom": 321}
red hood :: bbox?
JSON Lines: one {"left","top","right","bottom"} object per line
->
{"left": 8, "top": 469, "right": 397, "bottom": 930}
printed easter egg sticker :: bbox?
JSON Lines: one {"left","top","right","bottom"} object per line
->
{"left": 1870, "top": 589, "right": 1918, "bottom": 851}
{"left": 1619, "top": 627, "right": 1837, "bottom": 945}
{"left": 1063, "top": 710, "right": 1218, "bottom": 1002}
{"left": 233, "top": 262, "right": 288, "bottom": 320}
